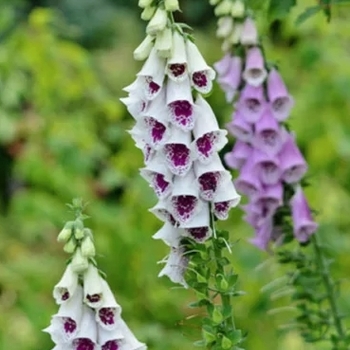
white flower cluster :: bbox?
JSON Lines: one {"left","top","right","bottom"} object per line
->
{"left": 121, "top": 9, "right": 241, "bottom": 287}
{"left": 44, "top": 263, "right": 146, "bottom": 350}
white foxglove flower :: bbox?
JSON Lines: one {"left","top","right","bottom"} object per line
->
{"left": 152, "top": 222, "right": 184, "bottom": 247}
{"left": 98, "top": 325, "right": 124, "bottom": 350}
{"left": 120, "top": 94, "right": 148, "bottom": 120}
{"left": 166, "top": 31, "right": 188, "bottom": 82}
{"left": 170, "top": 170, "right": 201, "bottom": 224}
{"left": 192, "top": 95, "right": 228, "bottom": 163}
{"left": 96, "top": 279, "right": 122, "bottom": 331}
{"left": 115, "top": 319, "right": 147, "bottom": 350}
{"left": 214, "top": 0, "right": 233, "bottom": 16}
{"left": 44, "top": 286, "right": 84, "bottom": 344}
{"left": 155, "top": 27, "right": 173, "bottom": 58}
{"left": 146, "top": 8, "right": 167, "bottom": 35}
{"left": 149, "top": 199, "right": 179, "bottom": 227}
{"left": 53, "top": 263, "right": 78, "bottom": 304}
{"left": 138, "top": 0, "right": 153, "bottom": 8}
{"left": 186, "top": 40, "right": 216, "bottom": 94}
{"left": 71, "top": 247, "right": 89, "bottom": 274}
{"left": 83, "top": 264, "right": 104, "bottom": 309}
{"left": 158, "top": 246, "right": 189, "bottom": 287}
{"left": 133, "top": 35, "right": 154, "bottom": 61}
{"left": 166, "top": 76, "right": 195, "bottom": 131}
{"left": 164, "top": 0, "right": 180, "bottom": 12}
{"left": 71, "top": 306, "right": 98, "bottom": 350}
{"left": 141, "top": 6, "right": 156, "bottom": 21}
{"left": 216, "top": 16, "right": 234, "bottom": 38}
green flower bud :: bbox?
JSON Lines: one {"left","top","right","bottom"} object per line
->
{"left": 74, "top": 219, "right": 85, "bottom": 240}
{"left": 81, "top": 236, "right": 96, "bottom": 258}
{"left": 57, "top": 221, "right": 74, "bottom": 243}
{"left": 212, "top": 307, "right": 224, "bottom": 324}
{"left": 146, "top": 8, "right": 167, "bottom": 35}
{"left": 220, "top": 278, "right": 229, "bottom": 291}
{"left": 214, "top": 0, "right": 232, "bottom": 16}
{"left": 202, "top": 329, "right": 216, "bottom": 344}
{"left": 209, "top": 0, "right": 221, "bottom": 5}
{"left": 134, "top": 35, "right": 154, "bottom": 61}
{"left": 63, "top": 238, "right": 77, "bottom": 254}
{"left": 71, "top": 247, "right": 89, "bottom": 273}
{"left": 164, "top": 0, "right": 180, "bottom": 12}
{"left": 231, "top": 0, "right": 245, "bottom": 18}
{"left": 155, "top": 27, "right": 172, "bottom": 58}
{"left": 141, "top": 5, "right": 156, "bottom": 21}
{"left": 221, "top": 336, "right": 233, "bottom": 349}
{"left": 138, "top": 0, "right": 153, "bottom": 8}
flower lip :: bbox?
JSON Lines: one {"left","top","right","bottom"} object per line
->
{"left": 242, "top": 47, "right": 267, "bottom": 86}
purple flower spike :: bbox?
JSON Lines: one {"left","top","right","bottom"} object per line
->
{"left": 241, "top": 203, "right": 261, "bottom": 229}
{"left": 267, "top": 69, "right": 294, "bottom": 121}
{"left": 279, "top": 134, "right": 308, "bottom": 183}
{"left": 226, "top": 111, "right": 254, "bottom": 142}
{"left": 249, "top": 218, "right": 273, "bottom": 251}
{"left": 242, "top": 47, "right": 267, "bottom": 86}
{"left": 290, "top": 186, "right": 318, "bottom": 242}
{"left": 224, "top": 141, "right": 252, "bottom": 170}
{"left": 238, "top": 84, "right": 265, "bottom": 123}
{"left": 214, "top": 53, "right": 232, "bottom": 76}
{"left": 253, "top": 148, "right": 281, "bottom": 185}
{"left": 254, "top": 107, "right": 283, "bottom": 156}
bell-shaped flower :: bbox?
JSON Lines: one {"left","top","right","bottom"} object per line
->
{"left": 152, "top": 221, "right": 184, "bottom": 247}
{"left": 158, "top": 246, "right": 189, "bottom": 287}
{"left": 170, "top": 170, "right": 202, "bottom": 224}
{"left": 242, "top": 47, "right": 267, "bottom": 86}
{"left": 252, "top": 148, "right": 281, "bottom": 185}
{"left": 181, "top": 203, "right": 212, "bottom": 243}
{"left": 240, "top": 17, "right": 258, "bottom": 46}
{"left": 71, "top": 306, "right": 98, "bottom": 350}
{"left": 241, "top": 203, "right": 261, "bottom": 229}
{"left": 44, "top": 286, "right": 84, "bottom": 344}
{"left": 228, "top": 23, "right": 242, "bottom": 45}
{"left": 235, "top": 156, "right": 262, "bottom": 198}
{"left": 213, "top": 177, "right": 241, "bottom": 220}
{"left": 213, "top": 53, "right": 232, "bottom": 76}
{"left": 163, "top": 127, "right": 193, "bottom": 176}
{"left": 226, "top": 110, "right": 254, "bottom": 142}
{"left": 114, "top": 319, "right": 147, "bottom": 350}
{"left": 249, "top": 217, "right": 273, "bottom": 251}
{"left": 254, "top": 107, "right": 284, "bottom": 156}
{"left": 53, "top": 263, "right": 78, "bottom": 304}
{"left": 166, "top": 76, "right": 195, "bottom": 131}
{"left": 166, "top": 31, "right": 188, "bottom": 82}
{"left": 96, "top": 279, "right": 122, "bottom": 331}
{"left": 134, "top": 137, "right": 156, "bottom": 165}
{"left": 133, "top": 35, "right": 154, "bottom": 61}
{"left": 279, "top": 135, "right": 308, "bottom": 183}
{"left": 98, "top": 325, "right": 124, "bottom": 350}
{"left": 217, "top": 56, "right": 242, "bottom": 102}
{"left": 192, "top": 96, "right": 228, "bottom": 163}
{"left": 290, "top": 187, "right": 318, "bottom": 242}
{"left": 155, "top": 27, "right": 173, "bottom": 58}
{"left": 83, "top": 264, "right": 104, "bottom": 309}
{"left": 140, "top": 153, "right": 173, "bottom": 199}
{"left": 186, "top": 39, "right": 216, "bottom": 94}
{"left": 146, "top": 7, "right": 167, "bottom": 35}
{"left": 237, "top": 84, "right": 265, "bottom": 123}
{"left": 224, "top": 140, "right": 252, "bottom": 169}
{"left": 164, "top": 0, "right": 180, "bottom": 12}
{"left": 194, "top": 154, "right": 230, "bottom": 201}
{"left": 71, "top": 247, "right": 89, "bottom": 274}
{"left": 137, "top": 47, "right": 166, "bottom": 100}
{"left": 267, "top": 69, "right": 294, "bottom": 121}
{"left": 149, "top": 199, "right": 179, "bottom": 227}
{"left": 231, "top": 0, "right": 245, "bottom": 17}
{"left": 216, "top": 16, "right": 234, "bottom": 38}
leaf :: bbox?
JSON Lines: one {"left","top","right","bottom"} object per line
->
{"left": 268, "top": 0, "right": 297, "bottom": 20}
{"left": 295, "top": 6, "right": 322, "bottom": 25}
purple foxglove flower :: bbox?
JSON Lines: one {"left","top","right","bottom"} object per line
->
{"left": 44, "top": 286, "right": 84, "bottom": 344}
{"left": 249, "top": 217, "right": 273, "bottom": 251}
{"left": 279, "top": 134, "right": 308, "bottom": 183}
{"left": 242, "top": 47, "right": 267, "bottom": 86}
{"left": 186, "top": 39, "right": 216, "bottom": 94}
{"left": 290, "top": 186, "right": 318, "bottom": 242}
{"left": 113, "top": 319, "right": 147, "bottom": 350}
{"left": 149, "top": 199, "right": 179, "bottom": 227}
{"left": 158, "top": 246, "right": 189, "bottom": 287}
{"left": 240, "top": 17, "right": 258, "bottom": 46}
{"left": 166, "top": 31, "right": 188, "bottom": 82}
{"left": 237, "top": 83, "right": 265, "bottom": 123}
{"left": 180, "top": 203, "right": 212, "bottom": 243}
{"left": 137, "top": 47, "right": 166, "bottom": 100}
{"left": 192, "top": 95, "right": 228, "bottom": 163}
{"left": 226, "top": 110, "right": 254, "bottom": 142}
{"left": 194, "top": 154, "right": 231, "bottom": 201}
{"left": 166, "top": 76, "right": 195, "bottom": 131}
{"left": 213, "top": 53, "right": 232, "bottom": 76}
{"left": 217, "top": 56, "right": 242, "bottom": 102}
{"left": 170, "top": 170, "right": 202, "bottom": 224}
{"left": 96, "top": 279, "right": 122, "bottom": 331}
{"left": 163, "top": 127, "right": 193, "bottom": 176}
{"left": 267, "top": 69, "right": 294, "bottom": 121}
{"left": 235, "top": 155, "right": 262, "bottom": 198}
{"left": 224, "top": 140, "right": 252, "bottom": 169}
{"left": 83, "top": 264, "right": 104, "bottom": 309}
{"left": 152, "top": 221, "right": 184, "bottom": 247}
{"left": 254, "top": 107, "right": 283, "bottom": 156}
{"left": 140, "top": 154, "right": 173, "bottom": 199}
{"left": 53, "top": 263, "right": 78, "bottom": 304}
{"left": 252, "top": 148, "right": 281, "bottom": 185}
{"left": 72, "top": 306, "right": 97, "bottom": 350}
{"left": 98, "top": 325, "right": 123, "bottom": 350}
{"left": 213, "top": 177, "right": 241, "bottom": 220}
{"left": 241, "top": 203, "right": 261, "bottom": 229}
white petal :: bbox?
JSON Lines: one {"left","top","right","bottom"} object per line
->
{"left": 115, "top": 318, "right": 147, "bottom": 350}
{"left": 166, "top": 31, "right": 188, "bottom": 82}
{"left": 152, "top": 222, "right": 184, "bottom": 247}
{"left": 53, "top": 263, "right": 78, "bottom": 305}
{"left": 98, "top": 325, "right": 124, "bottom": 348}
{"left": 83, "top": 264, "right": 104, "bottom": 308}
{"left": 133, "top": 35, "right": 154, "bottom": 61}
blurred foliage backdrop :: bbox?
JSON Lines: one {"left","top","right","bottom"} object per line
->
{"left": 0, "top": 0, "right": 350, "bottom": 349}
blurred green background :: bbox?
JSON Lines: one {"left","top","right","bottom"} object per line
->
{"left": 0, "top": 0, "right": 350, "bottom": 349}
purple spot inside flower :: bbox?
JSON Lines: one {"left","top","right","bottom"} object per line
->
{"left": 214, "top": 201, "right": 231, "bottom": 219}
{"left": 272, "top": 97, "right": 288, "bottom": 112}
{"left": 87, "top": 294, "right": 101, "bottom": 304}
{"left": 169, "top": 64, "right": 186, "bottom": 77}
{"left": 196, "top": 132, "right": 217, "bottom": 158}
{"left": 61, "top": 290, "right": 70, "bottom": 301}
{"left": 145, "top": 77, "right": 160, "bottom": 96}
{"left": 145, "top": 117, "right": 166, "bottom": 144}
{"left": 102, "top": 340, "right": 119, "bottom": 350}
{"left": 260, "top": 130, "right": 277, "bottom": 146}
{"left": 143, "top": 143, "right": 154, "bottom": 163}
{"left": 192, "top": 71, "right": 208, "bottom": 88}
{"left": 164, "top": 144, "right": 191, "bottom": 175}
{"left": 169, "top": 214, "right": 179, "bottom": 227}
{"left": 245, "top": 98, "right": 261, "bottom": 113}
{"left": 199, "top": 172, "right": 220, "bottom": 200}
{"left": 187, "top": 227, "right": 209, "bottom": 241}
{"left": 169, "top": 101, "right": 193, "bottom": 128}
{"left": 99, "top": 307, "right": 116, "bottom": 326}
{"left": 73, "top": 338, "right": 95, "bottom": 350}
{"left": 63, "top": 317, "right": 76, "bottom": 334}
{"left": 153, "top": 174, "right": 170, "bottom": 195}
{"left": 172, "top": 195, "right": 197, "bottom": 222}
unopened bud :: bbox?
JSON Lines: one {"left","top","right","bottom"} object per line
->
{"left": 216, "top": 16, "right": 234, "bottom": 38}
{"left": 228, "top": 23, "right": 242, "bottom": 44}
{"left": 221, "top": 336, "right": 233, "bottom": 349}
{"left": 71, "top": 247, "right": 89, "bottom": 273}
{"left": 141, "top": 5, "right": 156, "bottom": 21}
{"left": 57, "top": 221, "right": 74, "bottom": 243}
{"left": 214, "top": 0, "right": 232, "bottom": 16}
{"left": 212, "top": 307, "right": 224, "bottom": 324}
{"left": 63, "top": 237, "right": 77, "bottom": 254}
{"left": 209, "top": 0, "right": 221, "bottom": 5}
{"left": 138, "top": 0, "right": 153, "bottom": 8}
{"left": 220, "top": 278, "right": 229, "bottom": 291}
{"left": 134, "top": 35, "right": 154, "bottom": 61}
{"left": 155, "top": 27, "right": 173, "bottom": 58}
{"left": 146, "top": 8, "right": 167, "bottom": 35}
{"left": 231, "top": 0, "right": 245, "bottom": 18}
{"left": 164, "top": 0, "right": 180, "bottom": 12}
{"left": 81, "top": 236, "right": 96, "bottom": 258}
{"left": 74, "top": 219, "right": 85, "bottom": 240}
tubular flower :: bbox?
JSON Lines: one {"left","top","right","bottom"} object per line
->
{"left": 214, "top": 15, "right": 317, "bottom": 250}
{"left": 122, "top": 13, "right": 240, "bottom": 286}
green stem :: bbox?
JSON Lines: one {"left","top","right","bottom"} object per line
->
{"left": 312, "top": 233, "right": 347, "bottom": 344}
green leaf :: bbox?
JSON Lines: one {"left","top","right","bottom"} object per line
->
{"left": 268, "top": 0, "right": 297, "bottom": 20}
{"left": 295, "top": 6, "right": 321, "bottom": 25}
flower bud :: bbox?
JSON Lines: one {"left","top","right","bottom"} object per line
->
{"left": 74, "top": 219, "right": 85, "bottom": 240}
{"left": 155, "top": 27, "right": 173, "bottom": 58}
{"left": 57, "top": 221, "right": 74, "bottom": 243}
{"left": 141, "top": 5, "right": 156, "bottom": 21}
{"left": 63, "top": 238, "right": 77, "bottom": 254}
{"left": 212, "top": 307, "right": 224, "bottom": 324}
{"left": 146, "top": 8, "right": 167, "bottom": 35}
{"left": 214, "top": 0, "right": 233, "bottom": 16}
{"left": 138, "top": 0, "right": 153, "bottom": 8}
{"left": 81, "top": 236, "right": 96, "bottom": 258}
{"left": 231, "top": 0, "right": 245, "bottom": 18}
{"left": 164, "top": 0, "right": 180, "bottom": 12}
{"left": 220, "top": 278, "right": 229, "bottom": 291}
{"left": 134, "top": 35, "right": 154, "bottom": 61}
{"left": 209, "top": 0, "right": 221, "bottom": 5}
{"left": 221, "top": 336, "right": 233, "bottom": 349}
{"left": 71, "top": 247, "right": 89, "bottom": 273}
